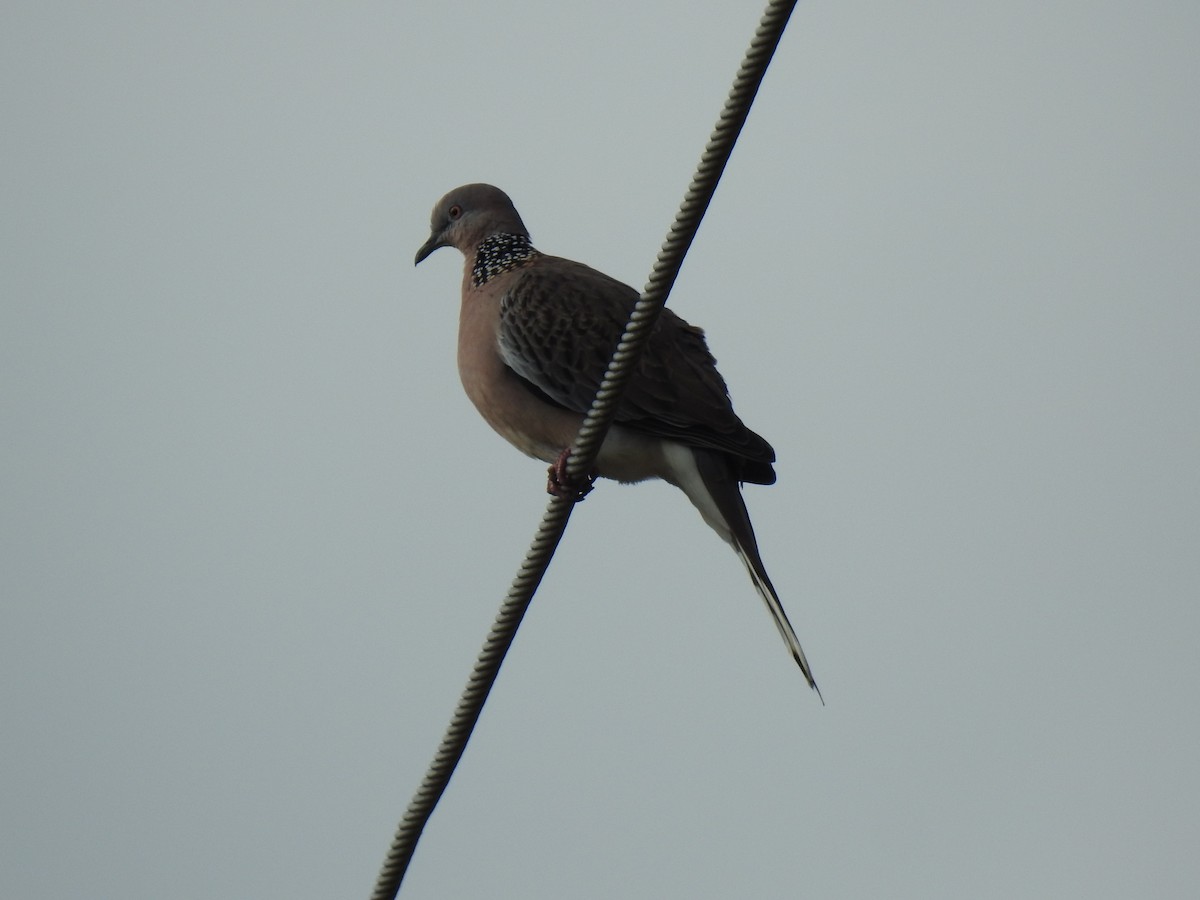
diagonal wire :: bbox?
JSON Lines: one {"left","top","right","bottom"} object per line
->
{"left": 371, "top": 2, "right": 798, "bottom": 897}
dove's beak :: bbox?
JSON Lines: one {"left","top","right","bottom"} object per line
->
{"left": 414, "top": 232, "right": 444, "bottom": 266}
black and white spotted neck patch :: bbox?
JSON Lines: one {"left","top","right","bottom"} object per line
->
{"left": 472, "top": 233, "right": 539, "bottom": 287}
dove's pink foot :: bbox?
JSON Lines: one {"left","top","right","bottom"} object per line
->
{"left": 547, "top": 449, "right": 597, "bottom": 502}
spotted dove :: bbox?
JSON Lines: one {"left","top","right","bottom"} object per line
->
{"left": 415, "top": 183, "right": 819, "bottom": 696}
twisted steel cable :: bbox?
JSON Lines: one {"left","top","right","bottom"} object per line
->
{"left": 372, "top": 2, "right": 798, "bottom": 896}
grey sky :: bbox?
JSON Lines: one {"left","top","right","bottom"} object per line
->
{"left": 3, "top": 2, "right": 1198, "bottom": 898}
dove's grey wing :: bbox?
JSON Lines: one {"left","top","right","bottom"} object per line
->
{"left": 497, "top": 256, "right": 776, "bottom": 483}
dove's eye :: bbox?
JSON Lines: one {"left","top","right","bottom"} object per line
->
{"left": 447, "top": 204, "right": 463, "bottom": 220}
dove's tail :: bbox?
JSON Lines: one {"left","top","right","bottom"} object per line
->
{"left": 664, "top": 444, "right": 822, "bottom": 701}
{"left": 731, "top": 527, "right": 823, "bottom": 703}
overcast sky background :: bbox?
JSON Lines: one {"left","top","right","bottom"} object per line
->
{"left": 3, "top": 2, "right": 1199, "bottom": 898}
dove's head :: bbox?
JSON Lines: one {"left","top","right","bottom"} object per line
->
{"left": 415, "top": 183, "right": 530, "bottom": 265}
